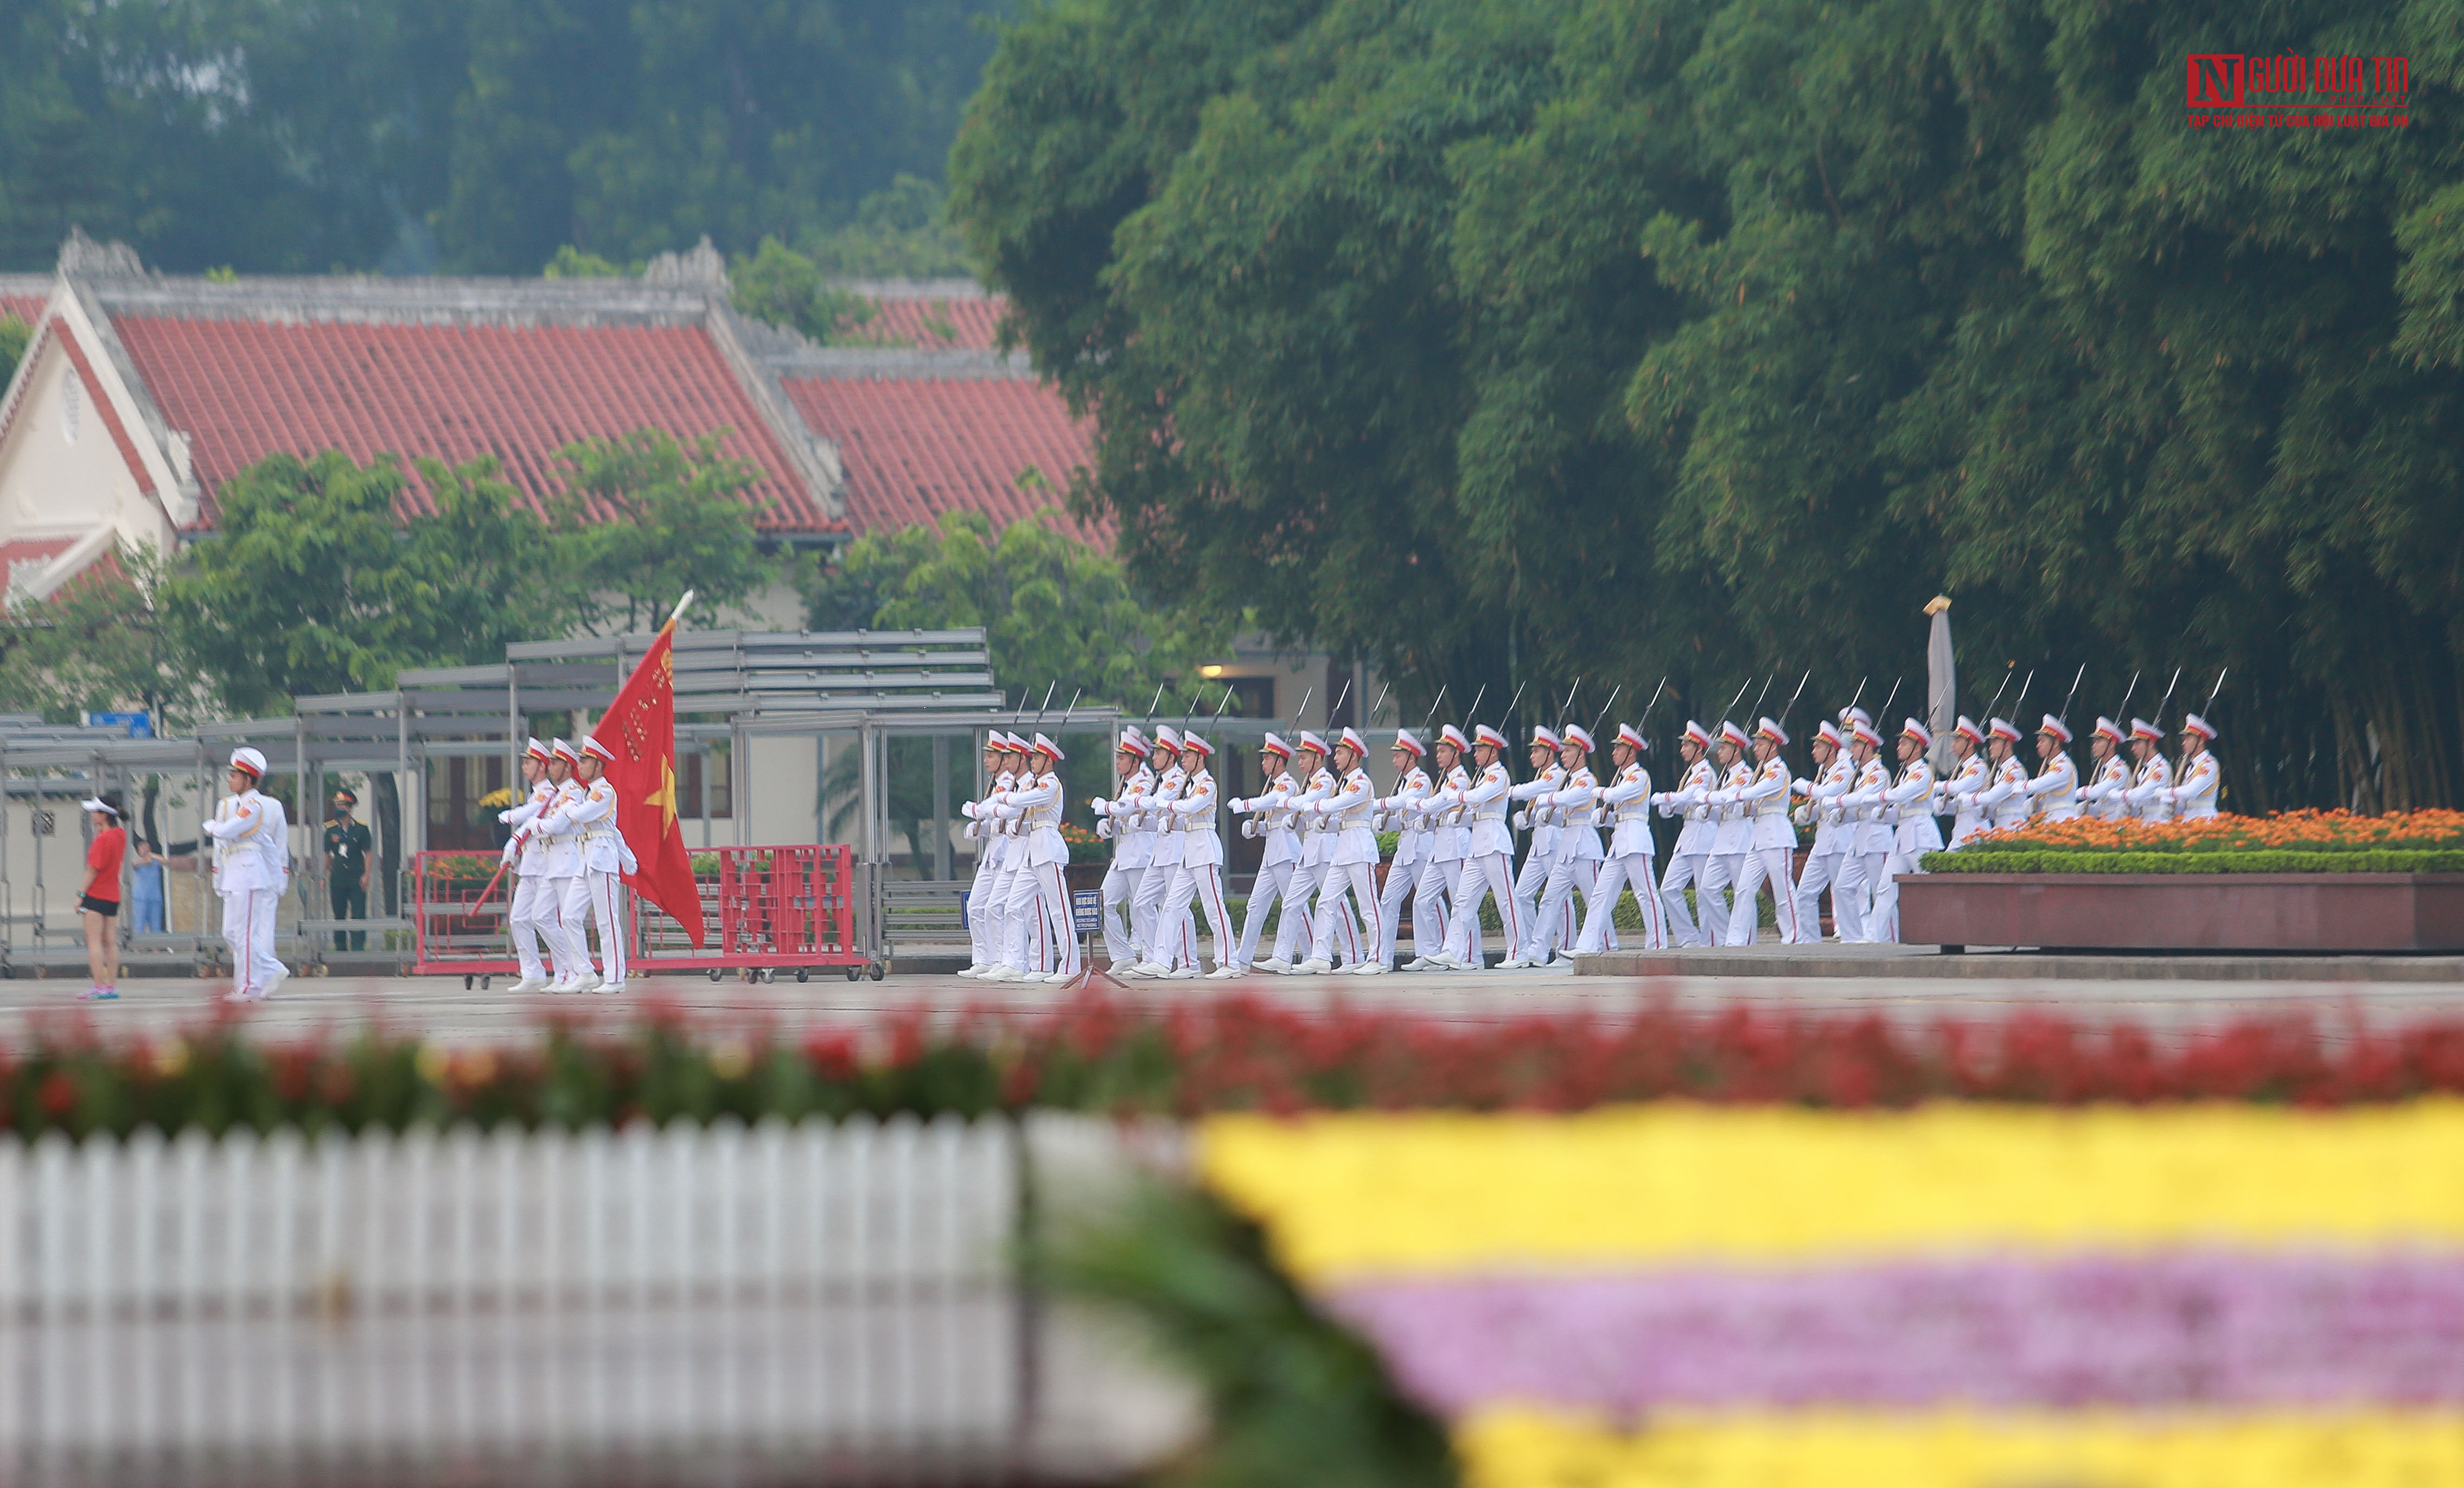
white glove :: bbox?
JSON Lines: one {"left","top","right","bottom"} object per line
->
{"left": 502, "top": 839, "right": 519, "bottom": 865}
{"left": 1512, "top": 810, "right": 1529, "bottom": 831}
{"left": 497, "top": 808, "right": 517, "bottom": 824}
{"left": 961, "top": 801, "right": 979, "bottom": 819}
{"left": 1096, "top": 819, "right": 1113, "bottom": 839}
{"left": 1091, "top": 797, "right": 1111, "bottom": 816}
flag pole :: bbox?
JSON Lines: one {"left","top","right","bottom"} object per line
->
{"left": 669, "top": 589, "right": 697, "bottom": 628}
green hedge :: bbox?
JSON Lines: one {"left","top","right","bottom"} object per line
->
{"left": 1921, "top": 850, "right": 2464, "bottom": 874}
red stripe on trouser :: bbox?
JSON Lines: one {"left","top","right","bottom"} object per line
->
{"left": 1042, "top": 864, "right": 1078, "bottom": 973}
{"left": 1203, "top": 869, "right": 1229, "bottom": 962}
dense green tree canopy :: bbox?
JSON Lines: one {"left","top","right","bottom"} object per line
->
{"left": 952, "top": 0, "right": 2463, "bottom": 809}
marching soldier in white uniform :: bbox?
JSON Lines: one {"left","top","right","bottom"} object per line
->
{"left": 1369, "top": 729, "right": 1442, "bottom": 972}
{"left": 1300, "top": 727, "right": 1380, "bottom": 974}
{"left": 499, "top": 738, "right": 560, "bottom": 991}
{"left": 2167, "top": 714, "right": 2222, "bottom": 819}
{"left": 1652, "top": 722, "right": 1721, "bottom": 946}
{"left": 1226, "top": 734, "right": 1301, "bottom": 975}
{"left": 535, "top": 736, "right": 635, "bottom": 993}
{"left": 1933, "top": 717, "right": 1992, "bottom": 846}
{"left": 1870, "top": 719, "right": 1944, "bottom": 943}
{"left": 1504, "top": 727, "right": 1567, "bottom": 966}
{"left": 1838, "top": 719, "right": 1891, "bottom": 941}
{"left": 957, "top": 732, "right": 1010, "bottom": 978}
{"left": 1699, "top": 721, "right": 1756, "bottom": 944}
{"left": 1126, "top": 725, "right": 1189, "bottom": 975}
{"left": 1257, "top": 732, "right": 1327, "bottom": 973}
{"left": 1975, "top": 719, "right": 2033, "bottom": 833}
{"left": 1438, "top": 724, "right": 1522, "bottom": 969}
{"left": 1573, "top": 722, "right": 1667, "bottom": 954}
{"left": 2026, "top": 715, "right": 2081, "bottom": 822}
{"left": 535, "top": 740, "right": 596, "bottom": 990}
{"left": 989, "top": 734, "right": 1077, "bottom": 982}
{"left": 1089, "top": 730, "right": 1154, "bottom": 972}
{"left": 1157, "top": 731, "right": 1234, "bottom": 978}
{"left": 1720, "top": 718, "right": 1802, "bottom": 947}
{"left": 1791, "top": 721, "right": 1860, "bottom": 942}
{"left": 1412, "top": 725, "right": 1474, "bottom": 969}
{"left": 1524, "top": 723, "right": 1605, "bottom": 966}
{"left": 203, "top": 746, "right": 290, "bottom": 1001}
{"left": 2123, "top": 718, "right": 2174, "bottom": 821}
{"left": 2076, "top": 717, "right": 2134, "bottom": 820}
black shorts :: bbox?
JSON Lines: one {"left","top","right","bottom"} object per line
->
{"left": 80, "top": 895, "right": 119, "bottom": 917}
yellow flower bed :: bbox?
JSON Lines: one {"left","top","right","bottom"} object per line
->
{"left": 1197, "top": 1101, "right": 2464, "bottom": 1280}
{"left": 1459, "top": 1407, "right": 2464, "bottom": 1488}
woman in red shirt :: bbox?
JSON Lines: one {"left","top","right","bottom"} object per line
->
{"left": 79, "top": 793, "right": 126, "bottom": 1001}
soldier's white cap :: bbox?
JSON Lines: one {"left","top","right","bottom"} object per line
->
{"left": 524, "top": 737, "right": 552, "bottom": 762}
{"left": 1295, "top": 730, "right": 1329, "bottom": 756}
{"left": 2093, "top": 716, "right": 2127, "bottom": 744}
{"left": 1032, "top": 732, "right": 1064, "bottom": 760}
{"left": 2129, "top": 717, "right": 2165, "bottom": 742}
{"left": 2182, "top": 712, "right": 2217, "bottom": 741}
{"left": 1718, "top": 720, "right": 1751, "bottom": 749}
{"left": 550, "top": 738, "right": 580, "bottom": 763}
{"left": 1756, "top": 717, "right": 1790, "bottom": 747}
{"left": 1901, "top": 718, "right": 1933, "bottom": 748}
{"left": 1261, "top": 732, "right": 1293, "bottom": 759}
{"left": 1681, "top": 720, "right": 1713, "bottom": 749}
{"left": 582, "top": 736, "right": 616, "bottom": 763}
{"left": 1616, "top": 723, "right": 1649, "bottom": 752}
{"left": 1529, "top": 725, "right": 1561, "bottom": 751}
{"left": 1153, "top": 724, "right": 1181, "bottom": 751}
{"left": 1438, "top": 724, "right": 1470, "bottom": 752}
{"left": 2037, "top": 714, "right": 2073, "bottom": 745}
{"left": 1117, "top": 731, "right": 1149, "bottom": 758}
{"left": 1814, "top": 720, "right": 1843, "bottom": 749}
{"left": 1180, "top": 731, "right": 1212, "bottom": 757}
{"left": 80, "top": 795, "right": 118, "bottom": 816}
{"left": 1850, "top": 719, "right": 1884, "bottom": 749}
{"left": 1473, "top": 723, "right": 1510, "bottom": 751}
{"left": 1841, "top": 705, "right": 1873, "bottom": 728}
{"left": 1337, "top": 726, "right": 1369, "bottom": 756}
{"left": 1987, "top": 718, "right": 2021, "bottom": 744}
{"left": 228, "top": 746, "right": 268, "bottom": 778}
{"left": 1955, "top": 715, "right": 1986, "bottom": 745}
{"left": 1561, "top": 723, "right": 1595, "bottom": 752}
{"left": 1391, "top": 728, "right": 1426, "bottom": 757}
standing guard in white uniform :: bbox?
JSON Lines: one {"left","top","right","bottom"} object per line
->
{"left": 2123, "top": 718, "right": 2174, "bottom": 821}
{"left": 1700, "top": 722, "right": 1756, "bottom": 944}
{"left": 1652, "top": 722, "right": 1721, "bottom": 947}
{"left": 1300, "top": 727, "right": 1380, "bottom": 974}
{"left": 1721, "top": 718, "right": 1802, "bottom": 947}
{"left": 203, "top": 746, "right": 290, "bottom": 1001}
{"left": 1934, "top": 718, "right": 1993, "bottom": 846}
{"left": 499, "top": 738, "right": 560, "bottom": 991}
{"left": 1089, "top": 730, "right": 1154, "bottom": 972}
{"left": 2076, "top": 717, "right": 2134, "bottom": 820}
{"left": 1574, "top": 723, "right": 1667, "bottom": 954}
{"left": 1157, "top": 731, "right": 1233, "bottom": 978}
{"left": 2167, "top": 714, "right": 2222, "bottom": 819}
{"left": 1524, "top": 723, "right": 1605, "bottom": 966}
{"left": 1438, "top": 724, "right": 1522, "bottom": 969}
{"left": 1411, "top": 726, "right": 1474, "bottom": 969}
{"left": 1504, "top": 727, "right": 1566, "bottom": 967}
{"left": 957, "top": 732, "right": 1011, "bottom": 978}
{"left": 2026, "top": 716, "right": 2081, "bottom": 822}
{"left": 1839, "top": 719, "right": 1892, "bottom": 941}
{"left": 1870, "top": 719, "right": 1944, "bottom": 943}
{"left": 1791, "top": 721, "right": 1859, "bottom": 942}
{"left": 1975, "top": 719, "right": 2033, "bottom": 834}
{"left": 1369, "top": 729, "right": 1442, "bottom": 972}
{"left": 540, "top": 736, "right": 636, "bottom": 993}
{"left": 1225, "top": 735, "right": 1301, "bottom": 975}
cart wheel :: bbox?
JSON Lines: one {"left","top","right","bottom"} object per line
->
{"left": 796, "top": 968, "right": 810, "bottom": 984}
{"left": 868, "top": 962, "right": 885, "bottom": 982}
{"left": 481, "top": 976, "right": 492, "bottom": 991}
{"left": 844, "top": 966, "right": 859, "bottom": 982}
{"left": 464, "top": 975, "right": 474, "bottom": 990}
{"left": 708, "top": 968, "right": 723, "bottom": 982}
{"left": 763, "top": 968, "right": 777, "bottom": 985}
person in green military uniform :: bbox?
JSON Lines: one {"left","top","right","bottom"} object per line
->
{"left": 323, "top": 785, "right": 372, "bottom": 951}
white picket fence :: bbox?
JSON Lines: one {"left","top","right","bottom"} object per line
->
{"left": 0, "top": 1115, "right": 1037, "bottom": 1472}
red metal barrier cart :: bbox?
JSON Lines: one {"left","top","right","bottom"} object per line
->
{"left": 411, "top": 845, "right": 874, "bottom": 985}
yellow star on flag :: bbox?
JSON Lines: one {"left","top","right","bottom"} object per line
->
{"left": 646, "top": 757, "right": 678, "bottom": 830}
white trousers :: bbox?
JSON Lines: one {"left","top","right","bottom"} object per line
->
{"left": 1868, "top": 853, "right": 1920, "bottom": 943}
{"left": 1852, "top": 851, "right": 1891, "bottom": 941}
{"left": 1795, "top": 851, "right": 1864, "bottom": 943}
{"left": 1270, "top": 860, "right": 1327, "bottom": 963}
{"left": 1724, "top": 846, "right": 1801, "bottom": 946}
{"left": 1376, "top": 856, "right": 1442, "bottom": 965}
{"left": 560, "top": 870, "right": 627, "bottom": 982}
{"left": 540, "top": 873, "right": 589, "bottom": 979}
{"left": 1100, "top": 861, "right": 1142, "bottom": 965}
{"left": 1235, "top": 860, "right": 1300, "bottom": 970}
{"left": 1657, "top": 852, "right": 1717, "bottom": 947}
{"left": 1133, "top": 857, "right": 1180, "bottom": 966}
{"left": 1525, "top": 854, "right": 1597, "bottom": 962}
{"left": 1159, "top": 861, "right": 1232, "bottom": 972}
{"left": 1445, "top": 853, "right": 1519, "bottom": 966}
{"left": 1510, "top": 849, "right": 1553, "bottom": 954}
{"left": 509, "top": 872, "right": 558, "bottom": 981}
{"left": 974, "top": 859, "right": 1012, "bottom": 967}
{"left": 220, "top": 885, "right": 283, "bottom": 997}
{"left": 1409, "top": 857, "right": 1460, "bottom": 962}
{"left": 1308, "top": 860, "right": 1376, "bottom": 964}
{"left": 1004, "top": 860, "right": 1077, "bottom": 974}
{"left": 1576, "top": 853, "right": 1664, "bottom": 952}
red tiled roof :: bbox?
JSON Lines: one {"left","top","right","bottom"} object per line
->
{"left": 857, "top": 296, "right": 1004, "bottom": 352}
{"left": 0, "top": 295, "right": 44, "bottom": 325}
{"left": 112, "top": 317, "right": 837, "bottom": 533}
{"left": 0, "top": 537, "right": 75, "bottom": 569}
{"left": 783, "top": 375, "right": 1106, "bottom": 543}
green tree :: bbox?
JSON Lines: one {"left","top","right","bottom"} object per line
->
{"left": 0, "top": 316, "right": 27, "bottom": 387}
{"left": 550, "top": 429, "right": 780, "bottom": 634}
{"left": 0, "top": 550, "right": 208, "bottom": 731}
{"left": 796, "top": 174, "right": 976, "bottom": 278}
{"left": 729, "top": 239, "right": 880, "bottom": 344}
{"left": 953, "top": 0, "right": 2464, "bottom": 809}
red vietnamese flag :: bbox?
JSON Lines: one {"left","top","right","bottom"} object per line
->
{"left": 596, "top": 615, "right": 706, "bottom": 945}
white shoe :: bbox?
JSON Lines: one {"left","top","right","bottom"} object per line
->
{"left": 956, "top": 965, "right": 984, "bottom": 979}
{"left": 1164, "top": 967, "right": 1200, "bottom": 979}
{"left": 1113, "top": 962, "right": 1152, "bottom": 979}
{"left": 1350, "top": 961, "right": 1389, "bottom": 975}
{"left": 982, "top": 966, "right": 1022, "bottom": 982}
{"left": 1497, "top": 956, "right": 1531, "bottom": 969}
{"left": 1402, "top": 956, "right": 1432, "bottom": 971}
{"left": 580, "top": 970, "right": 603, "bottom": 990}
{"left": 1256, "top": 957, "right": 1292, "bottom": 974}
{"left": 509, "top": 976, "right": 550, "bottom": 993}
{"left": 1204, "top": 966, "right": 1239, "bottom": 979}
{"left": 261, "top": 967, "right": 288, "bottom": 999}
{"left": 1296, "top": 957, "right": 1332, "bottom": 975}
{"left": 1043, "top": 969, "right": 1078, "bottom": 983}
{"left": 595, "top": 980, "right": 625, "bottom": 995}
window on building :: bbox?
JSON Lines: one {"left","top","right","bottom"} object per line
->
{"left": 679, "top": 745, "right": 732, "bottom": 819}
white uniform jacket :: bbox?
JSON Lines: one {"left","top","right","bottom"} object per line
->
{"left": 1510, "top": 765, "right": 1565, "bottom": 856}
{"left": 1247, "top": 769, "right": 1304, "bottom": 867}
{"left": 540, "top": 775, "right": 639, "bottom": 875}
{"left": 505, "top": 780, "right": 557, "bottom": 876}
{"left": 1843, "top": 758, "right": 1892, "bottom": 854}
{"left": 1141, "top": 766, "right": 1189, "bottom": 867}
{"left": 1934, "top": 754, "right": 1991, "bottom": 842}
{"left": 999, "top": 770, "right": 1070, "bottom": 868}
{"left": 1802, "top": 757, "right": 1854, "bottom": 855}
{"left": 206, "top": 788, "right": 290, "bottom": 892}
{"left": 1448, "top": 763, "right": 1515, "bottom": 857}
{"left": 1105, "top": 765, "right": 1158, "bottom": 868}
{"left": 2025, "top": 752, "right": 2080, "bottom": 823}
{"left": 1707, "top": 762, "right": 1756, "bottom": 854}
{"left": 1316, "top": 765, "right": 1378, "bottom": 865}
{"left": 1599, "top": 763, "right": 1656, "bottom": 858}
{"left": 1887, "top": 758, "right": 1945, "bottom": 854}
{"left": 1977, "top": 757, "right": 2033, "bottom": 833}
{"left": 1429, "top": 764, "right": 1473, "bottom": 860}
{"left": 539, "top": 780, "right": 587, "bottom": 876}
{"left": 1659, "top": 759, "right": 1720, "bottom": 855}
{"left": 1169, "top": 767, "right": 1223, "bottom": 866}
{"left": 1291, "top": 768, "right": 1338, "bottom": 867}
{"left": 1383, "top": 767, "right": 1435, "bottom": 867}
{"left": 2125, "top": 755, "right": 2175, "bottom": 822}
{"left": 2077, "top": 755, "right": 2133, "bottom": 821}
{"left": 1548, "top": 766, "right": 1604, "bottom": 860}
{"left": 1739, "top": 758, "right": 1795, "bottom": 852}
{"left": 2171, "top": 751, "right": 2220, "bottom": 819}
